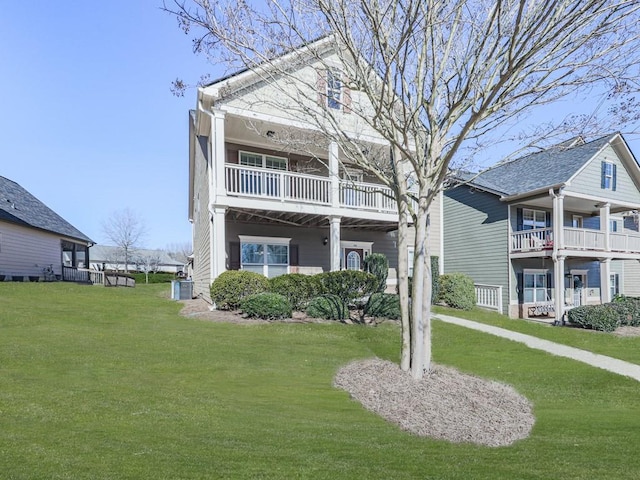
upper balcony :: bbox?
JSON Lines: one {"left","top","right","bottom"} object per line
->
{"left": 511, "top": 227, "right": 640, "bottom": 256}
{"left": 224, "top": 163, "right": 398, "bottom": 215}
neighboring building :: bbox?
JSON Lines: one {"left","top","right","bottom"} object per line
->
{"left": 188, "top": 37, "right": 442, "bottom": 301}
{"left": 89, "top": 245, "right": 185, "bottom": 274}
{"left": 0, "top": 175, "right": 93, "bottom": 281}
{"left": 444, "top": 133, "right": 640, "bottom": 322}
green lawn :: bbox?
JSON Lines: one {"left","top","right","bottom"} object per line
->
{"left": 434, "top": 305, "right": 640, "bottom": 365}
{"left": 1, "top": 283, "right": 639, "bottom": 479}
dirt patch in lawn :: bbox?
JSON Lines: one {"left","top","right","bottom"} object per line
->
{"left": 179, "top": 299, "right": 535, "bottom": 446}
{"left": 613, "top": 326, "right": 640, "bottom": 337}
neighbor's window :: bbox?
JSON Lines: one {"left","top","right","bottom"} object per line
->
{"left": 240, "top": 237, "right": 289, "bottom": 278}
{"left": 610, "top": 273, "right": 620, "bottom": 299}
{"left": 523, "top": 209, "right": 546, "bottom": 230}
{"left": 524, "top": 271, "right": 547, "bottom": 303}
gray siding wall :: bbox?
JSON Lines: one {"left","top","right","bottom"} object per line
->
{"left": 622, "top": 260, "right": 640, "bottom": 296}
{"left": 444, "top": 186, "right": 510, "bottom": 312}
{"left": 191, "top": 134, "right": 212, "bottom": 300}
{"left": 565, "top": 144, "right": 640, "bottom": 204}
{"left": 0, "top": 221, "right": 64, "bottom": 279}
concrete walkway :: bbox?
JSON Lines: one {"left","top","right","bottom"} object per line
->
{"left": 435, "top": 314, "right": 640, "bottom": 382}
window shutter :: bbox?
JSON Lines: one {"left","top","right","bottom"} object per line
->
{"left": 546, "top": 272, "right": 553, "bottom": 301}
{"left": 317, "top": 70, "right": 327, "bottom": 107}
{"left": 612, "top": 164, "right": 617, "bottom": 191}
{"left": 229, "top": 242, "right": 240, "bottom": 270}
{"left": 342, "top": 83, "right": 351, "bottom": 113}
{"left": 516, "top": 208, "right": 524, "bottom": 231}
{"left": 545, "top": 211, "right": 552, "bottom": 228}
{"left": 516, "top": 272, "right": 524, "bottom": 304}
{"left": 615, "top": 273, "right": 620, "bottom": 296}
{"left": 601, "top": 161, "right": 607, "bottom": 189}
{"left": 289, "top": 244, "right": 299, "bottom": 266}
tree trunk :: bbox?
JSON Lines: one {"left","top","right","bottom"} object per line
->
{"left": 397, "top": 197, "right": 411, "bottom": 372}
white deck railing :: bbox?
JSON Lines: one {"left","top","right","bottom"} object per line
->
{"left": 511, "top": 227, "right": 640, "bottom": 254}
{"left": 225, "top": 164, "right": 398, "bottom": 213}
{"left": 475, "top": 284, "right": 503, "bottom": 314}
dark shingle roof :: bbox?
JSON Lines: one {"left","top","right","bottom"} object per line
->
{"left": 467, "top": 134, "right": 617, "bottom": 196}
{"left": 0, "top": 176, "right": 93, "bottom": 243}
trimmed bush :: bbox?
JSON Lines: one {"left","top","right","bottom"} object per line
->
{"left": 610, "top": 295, "right": 640, "bottom": 326}
{"left": 306, "top": 294, "right": 348, "bottom": 320}
{"left": 314, "top": 270, "right": 378, "bottom": 305}
{"left": 210, "top": 270, "right": 269, "bottom": 310}
{"left": 130, "top": 272, "right": 176, "bottom": 284}
{"left": 567, "top": 304, "right": 620, "bottom": 332}
{"left": 438, "top": 273, "right": 476, "bottom": 310}
{"left": 363, "top": 253, "right": 389, "bottom": 293}
{"left": 240, "top": 292, "right": 292, "bottom": 320}
{"left": 364, "top": 293, "right": 400, "bottom": 320}
{"left": 268, "top": 273, "right": 318, "bottom": 311}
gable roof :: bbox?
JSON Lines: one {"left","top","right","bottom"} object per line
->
{"left": 463, "top": 133, "right": 619, "bottom": 197}
{"left": 0, "top": 176, "right": 93, "bottom": 244}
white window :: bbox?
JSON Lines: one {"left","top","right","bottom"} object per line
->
{"left": 408, "top": 247, "right": 414, "bottom": 278}
{"left": 239, "top": 236, "right": 290, "bottom": 278}
{"left": 610, "top": 273, "right": 619, "bottom": 299}
{"left": 602, "top": 161, "right": 615, "bottom": 190}
{"left": 610, "top": 219, "right": 619, "bottom": 232}
{"left": 524, "top": 270, "right": 548, "bottom": 303}
{"left": 523, "top": 209, "right": 546, "bottom": 230}
{"left": 238, "top": 152, "right": 287, "bottom": 197}
{"left": 346, "top": 251, "right": 361, "bottom": 270}
{"left": 327, "top": 69, "right": 342, "bottom": 110}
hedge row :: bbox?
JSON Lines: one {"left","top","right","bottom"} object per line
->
{"left": 567, "top": 295, "right": 640, "bottom": 332}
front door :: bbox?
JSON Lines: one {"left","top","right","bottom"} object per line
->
{"left": 572, "top": 274, "right": 587, "bottom": 306}
{"left": 344, "top": 248, "right": 364, "bottom": 270}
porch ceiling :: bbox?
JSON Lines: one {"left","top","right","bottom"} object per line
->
{"left": 516, "top": 195, "right": 635, "bottom": 215}
{"left": 227, "top": 208, "right": 398, "bottom": 232}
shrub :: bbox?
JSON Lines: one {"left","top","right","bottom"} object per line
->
{"left": 130, "top": 272, "right": 176, "bottom": 284}
{"left": 363, "top": 253, "right": 389, "bottom": 293}
{"left": 314, "top": 270, "right": 378, "bottom": 305}
{"left": 210, "top": 270, "right": 269, "bottom": 310}
{"left": 306, "top": 294, "right": 348, "bottom": 320}
{"left": 240, "top": 292, "right": 292, "bottom": 320}
{"left": 438, "top": 273, "right": 476, "bottom": 310}
{"left": 567, "top": 304, "right": 620, "bottom": 332}
{"left": 364, "top": 293, "right": 400, "bottom": 320}
{"left": 268, "top": 274, "right": 318, "bottom": 311}
{"left": 610, "top": 295, "right": 640, "bottom": 326}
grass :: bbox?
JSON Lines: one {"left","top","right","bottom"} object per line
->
{"left": 0, "top": 283, "right": 639, "bottom": 479}
{"left": 434, "top": 305, "right": 640, "bottom": 365}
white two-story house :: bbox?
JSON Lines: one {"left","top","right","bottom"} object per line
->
{"left": 444, "top": 133, "right": 640, "bottom": 322}
{"left": 187, "top": 38, "right": 442, "bottom": 301}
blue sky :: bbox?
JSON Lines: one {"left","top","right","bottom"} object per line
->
{"left": 2, "top": 2, "right": 639, "bottom": 249}
{"left": 0, "top": 1, "right": 213, "bottom": 248}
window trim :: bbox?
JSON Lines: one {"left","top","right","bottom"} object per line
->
{"left": 523, "top": 268, "right": 549, "bottom": 303}
{"left": 601, "top": 160, "right": 617, "bottom": 190}
{"left": 238, "top": 235, "right": 291, "bottom": 278}
{"left": 522, "top": 208, "right": 547, "bottom": 230}
{"left": 326, "top": 69, "right": 342, "bottom": 110}
{"left": 239, "top": 151, "right": 288, "bottom": 171}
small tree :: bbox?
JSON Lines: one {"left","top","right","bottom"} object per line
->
{"left": 101, "top": 208, "right": 147, "bottom": 273}
{"left": 363, "top": 253, "right": 389, "bottom": 293}
{"left": 137, "top": 250, "right": 162, "bottom": 284}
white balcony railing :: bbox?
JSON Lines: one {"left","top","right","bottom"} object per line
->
{"left": 225, "top": 164, "right": 398, "bottom": 214}
{"left": 511, "top": 227, "right": 640, "bottom": 254}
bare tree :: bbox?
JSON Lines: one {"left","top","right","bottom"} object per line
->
{"left": 101, "top": 208, "right": 147, "bottom": 273}
{"left": 166, "top": 0, "right": 640, "bottom": 379}
{"left": 137, "top": 250, "right": 162, "bottom": 284}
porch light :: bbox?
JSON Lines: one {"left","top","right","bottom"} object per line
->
{"left": 323, "top": 236, "right": 328, "bottom": 245}
{"left": 266, "top": 130, "right": 275, "bottom": 138}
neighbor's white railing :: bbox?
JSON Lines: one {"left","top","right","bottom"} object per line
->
{"left": 610, "top": 232, "right": 640, "bottom": 253}
{"left": 339, "top": 180, "right": 396, "bottom": 213}
{"left": 563, "top": 227, "right": 605, "bottom": 250}
{"left": 475, "top": 284, "right": 503, "bottom": 314}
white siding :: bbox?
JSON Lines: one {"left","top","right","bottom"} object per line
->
{"left": 0, "top": 222, "right": 63, "bottom": 279}
{"left": 191, "top": 134, "right": 213, "bottom": 300}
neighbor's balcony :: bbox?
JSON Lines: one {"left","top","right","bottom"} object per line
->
{"left": 225, "top": 164, "right": 398, "bottom": 214}
{"left": 511, "top": 227, "right": 640, "bottom": 254}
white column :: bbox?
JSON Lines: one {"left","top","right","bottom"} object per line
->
{"left": 600, "top": 203, "right": 610, "bottom": 251}
{"left": 556, "top": 192, "right": 565, "bottom": 249}
{"left": 329, "top": 215, "right": 341, "bottom": 271}
{"left": 329, "top": 141, "right": 340, "bottom": 208}
{"left": 554, "top": 255, "right": 565, "bottom": 324}
{"left": 212, "top": 206, "right": 227, "bottom": 280}
{"left": 600, "top": 258, "right": 612, "bottom": 304}
{"left": 212, "top": 109, "right": 227, "bottom": 199}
